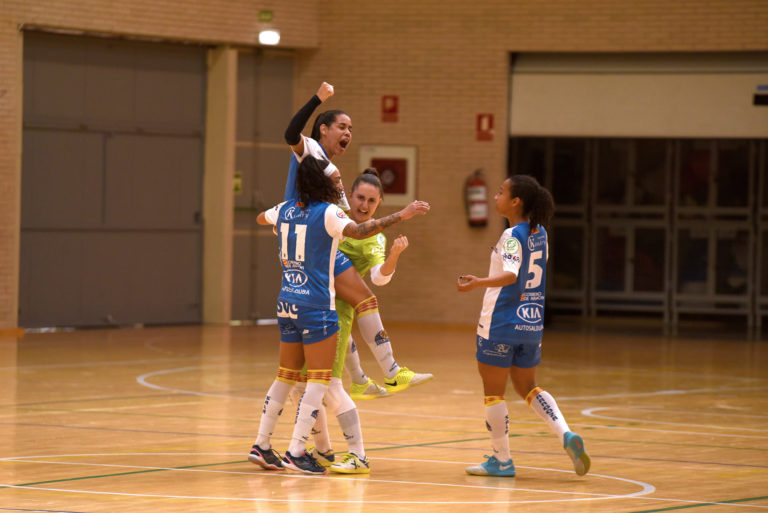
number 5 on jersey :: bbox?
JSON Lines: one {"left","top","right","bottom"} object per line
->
{"left": 525, "top": 250, "right": 543, "bottom": 289}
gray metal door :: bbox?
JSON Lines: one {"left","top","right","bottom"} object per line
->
{"left": 232, "top": 50, "right": 295, "bottom": 321}
{"left": 20, "top": 32, "right": 206, "bottom": 327}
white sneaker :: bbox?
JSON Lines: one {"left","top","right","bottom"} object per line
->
{"left": 329, "top": 452, "right": 370, "bottom": 474}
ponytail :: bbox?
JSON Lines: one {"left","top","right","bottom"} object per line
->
{"left": 510, "top": 174, "right": 554, "bottom": 230}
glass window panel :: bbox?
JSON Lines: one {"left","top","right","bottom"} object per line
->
{"left": 552, "top": 139, "right": 585, "bottom": 206}
{"left": 762, "top": 141, "right": 768, "bottom": 208}
{"left": 634, "top": 139, "right": 667, "bottom": 206}
{"left": 715, "top": 229, "right": 749, "bottom": 295}
{"left": 633, "top": 228, "right": 665, "bottom": 292}
{"left": 762, "top": 230, "right": 768, "bottom": 296}
{"left": 677, "top": 228, "right": 708, "bottom": 293}
{"left": 679, "top": 140, "right": 710, "bottom": 207}
{"left": 551, "top": 225, "right": 583, "bottom": 291}
{"left": 596, "top": 139, "right": 629, "bottom": 205}
{"left": 512, "top": 138, "right": 546, "bottom": 185}
{"left": 716, "top": 140, "right": 749, "bottom": 208}
{"left": 595, "top": 226, "right": 625, "bottom": 291}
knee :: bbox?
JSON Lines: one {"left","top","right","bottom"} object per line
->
{"left": 512, "top": 381, "right": 537, "bottom": 400}
{"left": 324, "top": 378, "right": 355, "bottom": 416}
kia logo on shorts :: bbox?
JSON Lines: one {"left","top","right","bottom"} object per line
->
{"left": 284, "top": 270, "right": 308, "bottom": 287}
{"left": 516, "top": 303, "right": 543, "bottom": 324}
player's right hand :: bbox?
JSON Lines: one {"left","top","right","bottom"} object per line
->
{"left": 317, "top": 82, "right": 334, "bottom": 102}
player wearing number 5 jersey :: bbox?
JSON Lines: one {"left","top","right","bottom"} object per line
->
{"left": 457, "top": 174, "right": 590, "bottom": 478}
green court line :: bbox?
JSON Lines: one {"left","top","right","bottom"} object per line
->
{"left": 631, "top": 495, "right": 768, "bottom": 512}
{"left": 366, "top": 434, "right": 521, "bottom": 452}
{"left": 2, "top": 460, "right": 243, "bottom": 488}
{"left": 0, "top": 435, "right": 513, "bottom": 489}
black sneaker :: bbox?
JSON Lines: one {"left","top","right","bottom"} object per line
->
{"left": 282, "top": 450, "right": 327, "bottom": 475}
{"left": 248, "top": 444, "right": 284, "bottom": 470}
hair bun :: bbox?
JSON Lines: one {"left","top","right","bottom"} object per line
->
{"left": 363, "top": 167, "right": 380, "bottom": 178}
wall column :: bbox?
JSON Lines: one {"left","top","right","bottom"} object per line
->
{"left": 203, "top": 46, "right": 237, "bottom": 324}
{"left": 0, "top": 23, "right": 22, "bottom": 330}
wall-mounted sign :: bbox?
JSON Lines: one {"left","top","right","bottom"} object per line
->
{"left": 476, "top": 113, "right": 494, "bottom": 141}
{"left": 382, "top": 95, "right": 399, "bottom": 122}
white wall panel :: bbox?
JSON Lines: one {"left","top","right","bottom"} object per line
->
{"left": 510, "top": 53, "right": 768, "bottom": 138}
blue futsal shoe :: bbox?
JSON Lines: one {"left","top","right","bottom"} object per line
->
{"left": 465, "top": 455, "right": 516, "bottom": 477}
{"left": 563, "top": 431, "right": 591, "bottom": 476}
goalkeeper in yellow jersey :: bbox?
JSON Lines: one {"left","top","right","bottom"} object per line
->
{"left": 339, "top": 168, "right": 433, "bottom": 399}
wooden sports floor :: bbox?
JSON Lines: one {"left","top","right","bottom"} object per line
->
{"left": 1, "top": 320, "right": 766, "bottom": 513}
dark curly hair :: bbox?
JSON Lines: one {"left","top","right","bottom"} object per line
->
{"left": 295, "top": 155, "right": 340, "bottom": 207}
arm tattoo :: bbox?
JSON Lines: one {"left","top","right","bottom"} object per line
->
{"left": 352, "top": 212, "right": 402, "bottom": 237}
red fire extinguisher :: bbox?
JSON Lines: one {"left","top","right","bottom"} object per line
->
{"left": 465, "top": 169, "right": 488, "bottom": 227}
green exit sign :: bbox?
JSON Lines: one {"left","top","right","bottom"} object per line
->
{"left": 258, "top": 10, "right": 273, "bottom": 22}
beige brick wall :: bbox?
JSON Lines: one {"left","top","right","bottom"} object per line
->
{"left": 0, "top": 0, "right": 318, "bottom": 329}
{"left": 1, "top": 0, "right": 767, "bottom": 328}
{"left": 0, "top": 20, "right": 22, "bottom": 331}
{"left": 295, "top": 0, "right": 768, "bottom": 325}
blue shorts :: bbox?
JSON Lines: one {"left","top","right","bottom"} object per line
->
{"left": 475, "top": 335, "right": 542, "bottom": 369}
{"left": 277, "top": 301, "right": 339, "bottom": 344}
{"left": 334, "top": 250, "right": 354, "bottom": 276}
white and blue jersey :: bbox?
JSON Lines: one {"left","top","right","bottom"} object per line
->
{"left": 285, "top": 135, "right": 350, "bottom": 210}
{"left": 264, "top": 200, "right": 353, "bottom": 310}
{"left": 477, "top": 222, "right": 548, "bottom": 343}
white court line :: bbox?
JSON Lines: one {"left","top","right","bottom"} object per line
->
{"left": 0, "top": 357, "right": 271, "bottom": 372}
{"left": 582, "top": 406, "right": 768, "bottom": 432}
{"left": 556, "top": 385, "right": 768, "bottom": 402}
{"left": 3, "top": 453, "right": 767, "bottom": 508}
{"left": 615, "top": 406, "right": 768, "bottom": 419}
{"left": 0, "top": 401, "right": 210, "bottom": 419}
{"left": 136, "top": 367, "right": 260, "bottom": 400}
{"left": 134, "top": 366, "right": 768, "bottom": 439}
{"left": 0, "top": 452, "right": 653, "bottom": 504}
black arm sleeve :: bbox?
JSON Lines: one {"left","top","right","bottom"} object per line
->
{"left": 284, "top": 95, "right": 323, "bottom": 145}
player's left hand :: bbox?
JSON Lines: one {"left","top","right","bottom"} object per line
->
{"left": 390, "top": 235, "right": 409, "bottom": 256}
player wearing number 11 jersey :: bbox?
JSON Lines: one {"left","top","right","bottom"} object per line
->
{"left": 248, "top": 155, "right": 430, "bottom": 476}
{"left": 457, "top": 174, "right": 590, "bottom": 478}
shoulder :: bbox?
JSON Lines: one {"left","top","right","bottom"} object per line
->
{"left": 323, "top": 203, "right": 353, "bottom": 230}
{"left": 265, "top": 201, "right": 289, "bottom": 223}
{"left": 305, "top": 137, "right": 325, "bottom": 158}
{"left": 500, "top": 229, "right": 523, "bottom": 255}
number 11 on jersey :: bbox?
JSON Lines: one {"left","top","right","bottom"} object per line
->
{"left": 280, "top": 224, "right": 307, "bottom": 261}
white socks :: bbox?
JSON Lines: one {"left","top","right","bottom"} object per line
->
{"left": 344, "top": 337, "right": 369, "bottom": 385}
{"left": 484, "top": 396, "right": 510, "bottom": 461}
{"left": 355, "top": 296, "right": 399, "bottom": 379}
{"left": 287, "top": 370, "right": 331, "bottom": 455}
{"left": 255, "top": 368, "right": 300, "bottom": 449}
{"left": 526, "top": 387, "right": 570, "bottom": 444}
